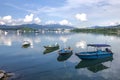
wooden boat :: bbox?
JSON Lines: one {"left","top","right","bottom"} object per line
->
{"left": 58, "top": 47, "right": 73, "bottom": 55}
{"left": 44, "top": 43, "right": 59, "bottom": 50}
{"left": 76, "top": 44, "right": 113, "bottom": 60}
{"left": 43, "top": 47, "right": 59, "bottom": 54}
{"left": 22, "top": 41, "right": 31, "bottom": 48}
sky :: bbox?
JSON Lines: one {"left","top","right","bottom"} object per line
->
{"left": 0, "top": 0, "right": 120, "bottom": 27}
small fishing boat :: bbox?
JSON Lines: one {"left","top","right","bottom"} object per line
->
{"left": 43, "top": 47, "right": 59, "bottom": 54}
{"left": 76, "top": 44, "right": 113, "bottom": 60}
{"left": 22, "top": 41, "right": 31, "bottom": 48}
{"left": 58, "top": 47, "right": 73, "bottom": 55}
{"left": 44, "top": 43, "right": 59, "bottom": 50}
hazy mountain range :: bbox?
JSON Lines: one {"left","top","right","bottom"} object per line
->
{"left": 0, "top": 24, "right": 74, "bottom": 30}
{"left": 92, "top": 24, "right": 120, "bottom": 28}
{"left": 0, "top": 24, "right": 120, "bottom": 30}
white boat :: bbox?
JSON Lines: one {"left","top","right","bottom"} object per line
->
{"left": 22, "top": 41, "right": 31, "bottom": 48}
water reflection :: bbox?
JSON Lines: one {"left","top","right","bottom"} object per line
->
{"left": 59, "top": 36, "right": 71, "bottom": 47}
{"left": 0, "top": 36, "right": 12, "bottom": 46}
{"left": 76, "top": 40, "right": 86, "bottom": 49}
{"left": 87, "top": 64, "right": 108, "bottom": 73}
{"left": 0, "top": 30, "right": 120, "bottom": 80}
{"left": 59, "top": 36, "right": 69, "bottom": 43}
{"left": 75, "top": 56, "right": 113, "bottom": 73}
{"left": 57, "top": 53, "right": 73, "bottom": 62}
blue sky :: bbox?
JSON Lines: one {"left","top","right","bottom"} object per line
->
{"left": 0, "top": 0, "right": 120, "bottom": 27}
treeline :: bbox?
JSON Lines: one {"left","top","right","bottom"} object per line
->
{"left": 20, "top": 27, "right": 35, "bottom": 31}
{"left": 71, "top": 28, "right": 120, "bottom": 35}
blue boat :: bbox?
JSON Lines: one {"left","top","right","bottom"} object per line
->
{"left": 76, "top": 44, "right": 113, "bottom": 60}
{"left": 58, "top": 47, "right": 73, "bottom": 55}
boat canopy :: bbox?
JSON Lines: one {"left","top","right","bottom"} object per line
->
{"left": 87, "top": 44, "right": 111, "bottom": 47}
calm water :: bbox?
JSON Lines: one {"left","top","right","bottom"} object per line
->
{"left": 0, "top": 31, "right": 120, "bottom": 80}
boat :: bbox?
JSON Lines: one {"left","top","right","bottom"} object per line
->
{"left": 22, "top": 41, "right": 31, "bottom": 48}
{"left": 58, "top": 47, "right": 73, "bottom": 55}
{"left": 76, "top": 44, "right": 113, "bottom": 60}
{"left": 44, "top": 43, "right": 59, "bottom": 50}
{"left": 43, "top": 47, "right": 59, "bottom": 54}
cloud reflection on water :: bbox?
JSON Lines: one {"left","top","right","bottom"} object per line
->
{"left": 59, "top": 36, "right": 69, "bottom": 43}
{"left": 0, "top": 38, "right": 12, "bottom": 46}
{"left": 76, "top": 40, "right": 86, "bottom": 49}
{"left": 0, "top": 33, "right": 41, "bottom": 48}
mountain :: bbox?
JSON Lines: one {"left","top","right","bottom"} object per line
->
{"left": 0, "top": 24, "right": 74, "bottom": 30}
{"left": 91, "top": 24, "right": 120, "bottom": 29}
{"left": 111, "top": 24, "right": 120, "bottom": 28}
{"left": 43, "top": 24, "right": 74, "bottom": 29}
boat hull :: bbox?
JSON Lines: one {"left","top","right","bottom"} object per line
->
{"left": 59, "top": 51, "right": 72, "bottom": 55}
{"left": 43, "top": 47, "right": 59, "bottom": 54}
{"left": 58, "top": 49, "right": 72, "bottom": 55}
{"left": 76, "top": 52, "right": 113, "bottom": 60}
{"left": 22, "top": 44, "right": 30, "bottom": 48}
{"left": 44, "top": 46, "right": 59, "bottom": 50}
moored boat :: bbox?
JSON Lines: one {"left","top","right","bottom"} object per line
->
{"left": 22, "top": 41, "right": 31, "bottom": 48}
{"left": 58, "top": 47, "right": 73, "bottom": 55}
{"left": 44, "top": 43, "right": 59, "bottom": 50}
{"left": 43, "top": 47, "right": 59, "bottom": 54}
{"left": 76, "top": 44, "right": 113, "bottom": 60}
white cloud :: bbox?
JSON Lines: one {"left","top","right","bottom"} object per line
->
{"left": 59, "top": 19, "right": 72, "bottom": 25}
{"left": 109, "top": 22, "right": 120, "bottom": 26}
{"left": 0, "top": 15, "right": 13, "bottom": 25}
{"left": 1, "top": 0, "right": 120, "bottom": 26}
{"left": 34, "top": 17, "right": 41, "bottom": 24}
{"left": 0, "top": 14, "right": 42, "bottom": 25}
{"left": 23, "top": 14, "right": 34, "bottom": 23}
{"left": 45, "top": 20, "right": 56, "bottom": 24}
{"left": 108, "top": 0, "right": 120, "bottom": 5}
{"left": 75, "top": 13, "right": 87, "bottom": 21}
{"left": 0, "top": 21, "right": 5, "bottom": 25}
{"left": 3, "top": 15, "right": 12, "bottom": 21}
{"left": 3, "top": 15, "right": 12, "bottom": 23}
{"left": 45, "top": 20, "right": 72, "bottom": 25}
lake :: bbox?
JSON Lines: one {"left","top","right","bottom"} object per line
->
{"left": 0, "top": 31, "right": 120, "bottom": 80}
